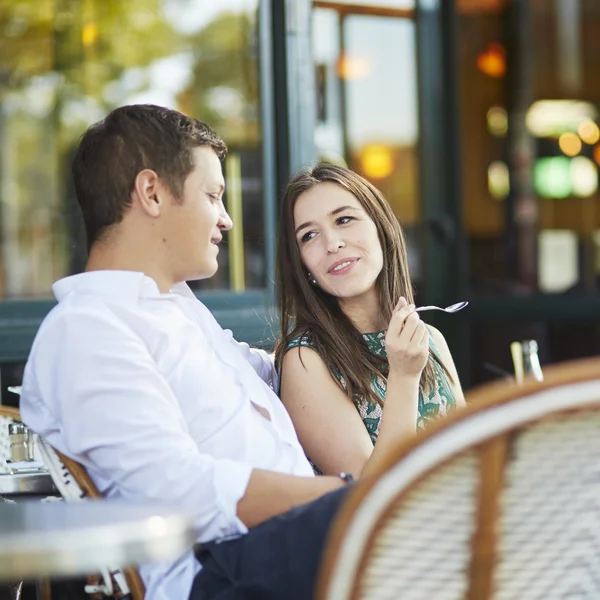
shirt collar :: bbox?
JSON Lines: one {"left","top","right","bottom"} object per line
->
{"left": 52, "top": 271, "right": 196, "bottom": 306}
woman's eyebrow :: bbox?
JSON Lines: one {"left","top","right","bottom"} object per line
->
{"left": 295, "top": 220, "right": 314, "bottom": 235}
{"left": 330, "top": 205, "right": 360, "bottom": 216}
{"left": 295, "top": 206, "right": 360, "bottom": 235}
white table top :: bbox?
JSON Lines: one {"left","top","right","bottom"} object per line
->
{"left": 0, "top": 500, "right": 195, "bottom": 581}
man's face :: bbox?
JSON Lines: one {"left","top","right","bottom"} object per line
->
{"left": 161, "top": 146, "right": 232, "bottom": 283}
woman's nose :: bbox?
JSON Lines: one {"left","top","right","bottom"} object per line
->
{"left": 324, "top": 233, "right": 345, "bottom": 254}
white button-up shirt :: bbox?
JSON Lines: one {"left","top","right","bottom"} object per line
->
{"left": 20, "top": 271, "right": 314, "bottom": 600}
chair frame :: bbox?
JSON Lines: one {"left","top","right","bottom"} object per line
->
{"left": 0, "top": 405, "right": 22, "bottom": 422}
{"left": 316, "top": 356, "right": 600, "bottom": 600}
{"left": 54, "top": 450, "right": 146, "bottom": 600}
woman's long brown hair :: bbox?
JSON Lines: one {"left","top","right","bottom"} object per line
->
{"left": 275, "top": 164, "right": 452, "bottom": 406}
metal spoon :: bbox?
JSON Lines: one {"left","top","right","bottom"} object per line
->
{"left": 415, "top": 301, "right": 469, "bottom": 314}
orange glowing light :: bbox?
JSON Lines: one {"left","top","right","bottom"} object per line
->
{"left": 558, "top": 132, "right": 582, "bottom": 157}
{"left": 336, "top": 55, "right": 371, "bottom": 80}
{"left": 578, "top": 120, "right": 600, "bottom": 145}
{"left": 593, "top": 145, "right": 600, "bottom": 165}
{"left": 360, "top": 145, "right": 394, "bottom": 180}
{"left": 476, "top": 43, "right": 506, "bottom": 78}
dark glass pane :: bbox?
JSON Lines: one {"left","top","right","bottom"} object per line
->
{"left": 458, "top": 0, "right": 600, "bottom": 297}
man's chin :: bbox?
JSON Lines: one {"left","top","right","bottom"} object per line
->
{"left": 187, "top": 262, "right": 219, "bottom": 282}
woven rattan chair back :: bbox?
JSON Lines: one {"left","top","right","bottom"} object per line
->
{"left": 317, "top": 357, "right": 600, "bottom": 600}
{"left": 52, "top": 449, "right": 146, "bottom": 600}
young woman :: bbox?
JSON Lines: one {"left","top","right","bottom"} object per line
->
{"left": 275, "top": 164, "right": 465, "bottom": 478}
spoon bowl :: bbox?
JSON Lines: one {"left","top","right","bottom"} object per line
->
{"left": 415, "top": 301, "right": 468, "bottom": 314}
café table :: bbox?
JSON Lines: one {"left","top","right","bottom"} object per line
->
{"left": 0, "top": 500, "right": 194, "bottom": 581}
{"left": 0, "top": 471, "right": 56, "bottom": 498}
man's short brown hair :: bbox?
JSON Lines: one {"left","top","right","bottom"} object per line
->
{"left": 72, "top": 104, "right": 227, "bottom": 248}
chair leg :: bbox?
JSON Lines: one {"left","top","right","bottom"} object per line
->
{"left": 37, "top": 579, "right": 51, "bottom": 600}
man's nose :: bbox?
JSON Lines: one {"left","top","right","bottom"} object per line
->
{"left": 218, "top": 205, "right": 233, "bottom": 231}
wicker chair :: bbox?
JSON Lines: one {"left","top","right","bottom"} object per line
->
{"left": 36, "top": 441, "right": 146, "bottom": 600}
{"left": 317, "top": 356, "right": 600, "bottom": 600}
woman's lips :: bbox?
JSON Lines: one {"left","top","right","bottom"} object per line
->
{"left": 327, "top": 258, "right": 358, "bottom": 275}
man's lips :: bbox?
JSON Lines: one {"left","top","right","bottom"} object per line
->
{"left": 327, "top": 258, "right": 359, "bottom": 275}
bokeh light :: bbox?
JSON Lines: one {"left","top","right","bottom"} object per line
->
{"left": 577, "top": 120, "right": 600, "bottom": 145}
{"left": 487, "top": 106, "right": 508, "bottom": 137}
{"left": 534, "top": 157, "right": 571, "bottom": 199}
{"left": 359, "top": 144, "right": 394, "bottom": 179}
{"left": 558, "top": 132, "right": 582, "bottom": 157}
{"left": 488, "top": 161, "right": 510, "bottom": 199}
{"left": 476, "top": 43, "right": 506, "bottom": 78}
{"left": 571, "top": 156, "right": 598, "bottom": 197}
{"left": 336, "top": 54, "right": 371, "bottom": 80}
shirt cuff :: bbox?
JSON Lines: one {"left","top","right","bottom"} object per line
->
{"left": 212, "top": 459, "right": 253, "bottom": 539}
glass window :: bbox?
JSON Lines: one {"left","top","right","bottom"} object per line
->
{"left": 312, "top": 1, "right": 421, "bottom": 282}
{"left": 0, "top": 0, "right": 265, "bottom": 299}
{"left": 458, "top": 0, "right": 600, "bottom": 297}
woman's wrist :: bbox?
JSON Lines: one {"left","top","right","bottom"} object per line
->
{"left": 387, "top": 368, "right": 421, "bottom": 383}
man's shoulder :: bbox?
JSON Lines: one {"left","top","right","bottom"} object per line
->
{"left": 31, "top": 293, "right": 132, "bottom": 355}
{"left": 40, "top": 291, "right": 120, "bottom": 327}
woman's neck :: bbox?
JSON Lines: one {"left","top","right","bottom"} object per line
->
{"left": 338, "top": 288, "right": 385, "bottom": 333}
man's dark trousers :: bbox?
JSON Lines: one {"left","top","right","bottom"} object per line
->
{"left": 189, "top": 485, "right": 350, "bottom": 599}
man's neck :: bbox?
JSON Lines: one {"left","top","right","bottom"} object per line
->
{"left": 86, "top": 238, "right": 173, "bottom": 293}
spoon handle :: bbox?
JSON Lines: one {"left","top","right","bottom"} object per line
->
{"left": 414, "top": 306, "right": 440, "bottom": 313}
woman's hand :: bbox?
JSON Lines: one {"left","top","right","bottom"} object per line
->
{"left": 385, "top": 297, "right": 429, "bottom": 378}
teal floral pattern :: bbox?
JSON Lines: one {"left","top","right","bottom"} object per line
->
{"left": 286, "top": 328, "right": 457, "bottom": 445}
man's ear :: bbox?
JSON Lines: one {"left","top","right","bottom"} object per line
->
{"left": 132, "top": 169, "right": 162, "bottom": 218}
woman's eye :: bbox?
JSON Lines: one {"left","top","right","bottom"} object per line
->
{"left": 337, "top": 215, "right": 354, "bottom": 225}
{"left": 300, "top": 231, "right": 316, "bottom": 244}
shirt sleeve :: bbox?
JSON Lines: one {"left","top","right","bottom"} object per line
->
{"left": 229, "top": 335, "right": 278, "bottom": 392}
{"left": 21, "top": 308, "right": 252, "bottom": 544}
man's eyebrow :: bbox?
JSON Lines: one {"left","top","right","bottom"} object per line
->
{"left": 295, "top": 206, "right": 359, "bottom": 235}
{"left": 206, "top": 183, "right": 225, "bottom": 194}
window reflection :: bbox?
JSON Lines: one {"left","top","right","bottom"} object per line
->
{"left": 459, "top": 0, "right": 600, "bottom": 296}
{"left": 312, "top": 2, "right": 421, "bottom": 282}
{"left": 0, "top": 0, "right": 265, "bottom": 299}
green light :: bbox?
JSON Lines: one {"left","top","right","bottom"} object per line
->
{"left": 534, "top": 157, "right": 572, "bottom": 199}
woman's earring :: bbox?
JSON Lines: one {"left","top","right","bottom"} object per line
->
{"left": 307, "top": 273, "right": 317, "bottom": 286}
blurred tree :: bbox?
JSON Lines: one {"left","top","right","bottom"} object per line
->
{"left": 178, "top": 10, "right": 260, "bottom": 147}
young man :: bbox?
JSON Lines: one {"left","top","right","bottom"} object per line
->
{"left": 19, "top": 105, "right": 349, "bottom": 600}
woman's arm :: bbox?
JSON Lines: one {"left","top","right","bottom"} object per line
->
{"left": 279, "top": 302, "right": 426, "bottom": 478}
{"left": 280, "top": 346, "right": 376, "bottom": 477}
{"left": 428, "top": 325, "right": 466, "bottom": 407}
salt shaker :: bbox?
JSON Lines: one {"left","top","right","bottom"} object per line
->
{"left": 8, "top": 423, "right": 29, "bottom": 462}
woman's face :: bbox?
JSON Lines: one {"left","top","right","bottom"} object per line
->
{"left": 293, "top": 182, "right": 384, "bottom": 300}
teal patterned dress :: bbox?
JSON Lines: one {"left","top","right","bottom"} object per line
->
{"left": 285, "top": 328, "right": 457, "bottom": 445}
